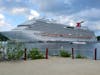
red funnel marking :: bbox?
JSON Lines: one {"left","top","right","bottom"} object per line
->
{"left": 76, "top": 21, "right": 84, "bottom": 27}
{"left": 76, "top": 22, "right": 81, "bottom": 27}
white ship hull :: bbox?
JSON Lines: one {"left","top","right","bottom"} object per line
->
{"left": 0, "top": 18, "right": 97, "bottom": 43}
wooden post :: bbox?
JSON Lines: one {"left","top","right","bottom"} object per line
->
{"left": 24, "top": 48, "right": 27, "bottom": 61}
{"left": 94, "top": 48, "right": 97, "bottom": 60}
{"left": 46, "top": 48, "right": 48, "bottom": 59}
{"left": 72, "top": 48, "right": 74, "bottom": 59}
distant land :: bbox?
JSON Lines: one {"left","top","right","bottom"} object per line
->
{"left": 0, "top": 33, "right": 9, "bottom": 41}
{"left": 97, "top": 36, "right": 100, "bottom": 41}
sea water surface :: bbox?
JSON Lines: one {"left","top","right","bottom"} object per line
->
{"left": 23, "top": 42, "right": 100, "bottom": 59}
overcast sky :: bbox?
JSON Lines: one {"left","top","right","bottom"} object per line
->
{"left": 0, "top": 0, "right": 100, "bottom": 36}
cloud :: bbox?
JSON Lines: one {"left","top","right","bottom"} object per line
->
{"left": 0, "top": 0, "right": 29, "bottom": 10}
{"left": 0, "top": 13, "right": 6, "bottom": 27}
{"left": 0, "top": 13, "right": 5, "bottom": 20}
{"left": 28, "top": 9, "right": 40, "bottom": 20}
{"left": 53, "top": 8, "right": 100, "bottom": 33}
{"left": 10, "top": 8, "right": 40, "bottom": 20}
{"left": 0, "top": 7, "right": 6, "bottom": 12}
{"left": 72, "top": 8, "right": 100, "bottom": 21}
{"left": 30, "top": 0, "right": 73, "bottom": 14}
{"left": 56, "top": 8, "right": 100, "bottom": 23}
{"left": 28, "top": 10, "right": 40, "bottom": 20}
{"left": 54, "top": 15, "right": 75, "bottom": 26}
{"left": 0, "top": 24, "right": 14, "bottom": 31}
{"left": 68, "top": 8, "right": 100, "bottom": 31}
{"left": 29, "top": 0, "right": 100, "bottom": 15}
{"left": 0, "top": 0, "right": 100, "bottom": 15}
{"left": 0, "top": 5, "right": 40, "bottom": 22}
{"left": 0, "top": 13, "right": 15, "bottom": 31}
{"left": 11, "top": 7, "right": 28, "bottom": 14}
{"left": 86, "top": 21, "right": 100, "bottom": 31}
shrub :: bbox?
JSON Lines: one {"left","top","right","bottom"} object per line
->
{"left": 7, "top": 49, "right": 23, "bottom": 60}
{"left": 0, "top": 52, "right": 2, "bottom": 60}
{"left": 76, "top": 54, "right": 85, "bottom": 59}
{"left": 6, "top": 42, "right": 24, "bottom": 60}
{"left": 7, "top": 51, "right": 13, "bottom": 60}
{"left": 15, "top": 50, "right": 23, "bottom": 60}
{"left": 28, "top": 48, "right": 44, "bottom": 60}
{"left": 60, "top": 50, "right": 71, "bottom": 57}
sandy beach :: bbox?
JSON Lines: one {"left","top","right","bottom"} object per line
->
{"left": 0, "top": 57, "right": 100, "bottom": 75}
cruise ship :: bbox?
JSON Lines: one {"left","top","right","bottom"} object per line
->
{"left": 0, "top": 18, "right": 97, "bottom": 44}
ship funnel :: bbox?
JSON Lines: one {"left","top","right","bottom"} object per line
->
{"left": 76, "top": 21, "right": 84, "bottom": 27}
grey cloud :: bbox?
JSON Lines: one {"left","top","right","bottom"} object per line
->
{"left": 30, "top": 0, "right": 100, "bottom": 15}
{"left": 0, "top": 0, "right": 30, "bottom": 10}
{"left": 30, "top": 0, "right": 73, "bottom": 14}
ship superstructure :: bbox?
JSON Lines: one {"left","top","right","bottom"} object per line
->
{"left": 0, "top": 18, "right": 97, "bottom": 43}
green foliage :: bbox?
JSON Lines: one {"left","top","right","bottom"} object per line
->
{"left": 0, "top": 52, "right": 2, "bottom": 60}
{"left": 15, "top": 50, "right": 23, "bottom": 60}
{"left": 0, "top": 42, "right": 3, "bottom": 49}
{"left": 6, "top": 42, "right": 24, "bottom": 60}
{"left": 7, "top": 49, "right": 23, "bottom": 60}
{"left": 97, "top": 36, "right": 100, "bottom": 41}
{"left": 0, "top": 33, "right": 9, "bottom": 41}
{"left": 7, "top": 50, "right": 15, "bottom": 60}
{"left": 28, "top": 48, "right": 44, "bottom": 60}
{"left": 76, "top": 54, "right": 85, "bottom": 59}
{"left": 0, "top": 42, "right": 3, "bottom": 60}
{"left": 60, "top": 50, "right": 71, "bottom": 57}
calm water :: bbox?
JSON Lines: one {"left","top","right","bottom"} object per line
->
{"left": 23, "top": 42, "right": 100, "bottom": 59}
